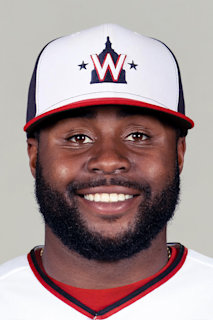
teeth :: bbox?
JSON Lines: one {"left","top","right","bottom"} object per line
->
{"left": 102, "top": 193, "right": 110, "bottom": 202}
{"left": 84, "top": 193, "right": 133, "bottom": 202}
{"left": 118, "top": 194, "right": 125, "bottom": 201}
{"left": 88, "top": 194, "right": 94, "bottom": 201}
{"left": 110, "top": 193, "right": 119, "bottom": 202}
{"left": 94, "top": 193, "right": 101, "bottom": 202}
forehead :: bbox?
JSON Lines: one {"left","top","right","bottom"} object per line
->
{"left": 38, "top": 105, "right": 175, "bottom": 131}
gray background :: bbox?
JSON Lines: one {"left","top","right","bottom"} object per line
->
{"left": 0, "top": 0, "right": 212, "bottom": 264}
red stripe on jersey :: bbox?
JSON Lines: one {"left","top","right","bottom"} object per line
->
{"left": 28, "top": 244, "right": 187, "bottom": 319}
{"left": 45, "top": 247, "right": 178, "bottom": 311}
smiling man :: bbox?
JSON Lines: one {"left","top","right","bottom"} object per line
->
{"left": 1, "top": 24, "right": 213, "bottom": 319}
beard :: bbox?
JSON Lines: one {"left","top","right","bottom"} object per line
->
{"left": 35, "top": 156, "right": 180, "bottom": 262}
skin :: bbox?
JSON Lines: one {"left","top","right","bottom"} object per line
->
{"left": 27, "top": 106, "right": 186, "bottom": 289}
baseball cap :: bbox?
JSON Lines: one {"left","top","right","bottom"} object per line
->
{"left": 25, "top": 24, "right": 194, "bottom": 134}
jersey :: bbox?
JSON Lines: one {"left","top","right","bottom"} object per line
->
{"left": 0, "top": 244, "right": 213, "bottom": 319}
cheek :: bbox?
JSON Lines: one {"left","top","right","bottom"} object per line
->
{"left": 50, "top": 164, "right": 71, "bottom": 184}
{"left": 134, "top": 149, "right": 176, "bottom": 192}
{"left": 39, "top": 151, "right": 85, "bottom": 192}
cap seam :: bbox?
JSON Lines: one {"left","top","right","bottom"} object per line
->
{"left": 36, "top": 41, "right": 57, "bottom": 112}
{"left": 169, "top": 50, "right": 179, "bottom": 109}
{"left": 157, "top": 40, "right": 179, "bottom": 108}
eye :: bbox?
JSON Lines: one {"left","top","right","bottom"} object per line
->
{"left": 125, "top": 132, "right": 149, "bottom": 142}
{"left": 68, "top": 134, "right": 93, "bottom": 144}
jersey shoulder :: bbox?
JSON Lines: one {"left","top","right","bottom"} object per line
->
{"left": 180, "top": 248, "right": 213, "bottom": 287}
{"left": 187, "top": 249, "right": 213, "bottom": 268}
{"left": 0, "top": 255, "right": 29, "bottom": 280}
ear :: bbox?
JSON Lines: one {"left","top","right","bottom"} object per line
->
{"left": 27, "top": 138, "right": 38, "bottom": 178}
{"left": 177, "top": 137, "right": 186, "bottom": 174}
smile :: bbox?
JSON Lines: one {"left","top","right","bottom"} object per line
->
{"left": 76, "top": 186, "right": 142, "bottom": 216}
{"left": 84, "top": 193, "right": 134, "bottom": 203}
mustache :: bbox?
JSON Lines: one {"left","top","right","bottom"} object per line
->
{"left": 67, "top": 177, "right": 151, "bottom": 197}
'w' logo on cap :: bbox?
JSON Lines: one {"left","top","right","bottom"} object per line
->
{"left": 90, "top": 37, "right": 127, "bottom": 84}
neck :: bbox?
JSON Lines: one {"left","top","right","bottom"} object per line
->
{"left": 42, "top": 226, "right": 168, "bottom": 289}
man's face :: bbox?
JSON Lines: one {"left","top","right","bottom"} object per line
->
{"left": 28, "top": 106, "right": 185, "bottom": 261}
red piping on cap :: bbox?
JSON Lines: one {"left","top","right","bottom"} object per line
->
{"left": 24, "top": 97, "right": 194, "bottom": 132}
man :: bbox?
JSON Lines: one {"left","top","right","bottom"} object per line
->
{"left": 0, "top": 24, "right": 212, "bottom": 319}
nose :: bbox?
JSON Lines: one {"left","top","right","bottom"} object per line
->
{"left": 87, "top": 144, "right": 131, "bottom": 175}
